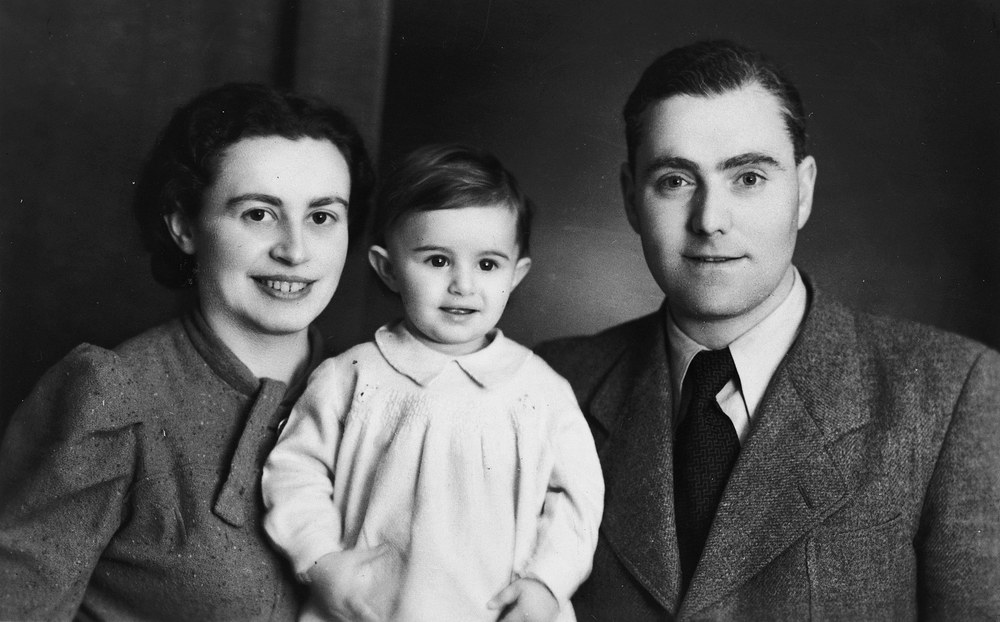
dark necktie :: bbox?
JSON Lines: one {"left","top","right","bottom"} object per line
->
{"left": 673, "top": 347, "right": 740, "bottom": 592}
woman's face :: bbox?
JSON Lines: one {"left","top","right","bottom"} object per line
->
{"left": 168, "top": 135, "right": 352, "bottom": 345}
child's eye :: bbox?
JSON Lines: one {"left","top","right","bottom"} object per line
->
{"left": 427, "top": 255, "right": 449, "bottom": 267}
{"left": 479, "top": 259, "right": 498, "bottom": 271}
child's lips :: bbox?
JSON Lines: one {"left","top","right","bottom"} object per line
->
{"left": 441, "top": 307, "right": 477, "bottom": 315}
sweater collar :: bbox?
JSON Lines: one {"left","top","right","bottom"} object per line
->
{"left": 374, "top": 320, "right": 531, "bottom": 388}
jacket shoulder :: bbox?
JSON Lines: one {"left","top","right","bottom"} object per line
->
{"left": 535, "top": 312, "right": 660, "bottom": 404}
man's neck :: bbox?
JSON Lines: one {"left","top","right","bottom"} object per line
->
{"left": 672, "top": 267, "right": 797, "bottom": 350}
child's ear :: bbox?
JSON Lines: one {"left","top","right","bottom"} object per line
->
{"left": 368, "top": 245, "right": 400, "bottom": 293}
{"left": 164, "top": 211, "right": 197, "bottom": 255}
{"left": 511, "top": 256, "right": 532, "bottom": 290}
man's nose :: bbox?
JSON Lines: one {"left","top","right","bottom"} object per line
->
{"left": 270, "top": 222, "right": 308, "bottom": 265}
{"left": 688, "top": 184, "right": 732, "bottom": 235}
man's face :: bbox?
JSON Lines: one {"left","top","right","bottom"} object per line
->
{"left": 622, "top": 84, "right": 816, "bottom": 342}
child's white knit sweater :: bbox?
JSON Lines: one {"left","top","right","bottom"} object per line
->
{"left": 263, "top": 321, "right": 604, "bottom": 622}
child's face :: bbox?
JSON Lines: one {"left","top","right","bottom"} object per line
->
{"left": 370, "top": 204, "right": 531, "bottom": 356}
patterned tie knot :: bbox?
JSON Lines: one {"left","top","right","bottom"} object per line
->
{"left": 688, "top": 347, "right": 736, "bottom": 400}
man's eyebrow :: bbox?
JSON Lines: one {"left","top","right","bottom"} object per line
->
{"left": 719, "top": 152, "right": 784, "bottom": 171}
{"left": 643, "top": 155, "right": 699, "bottom": 177}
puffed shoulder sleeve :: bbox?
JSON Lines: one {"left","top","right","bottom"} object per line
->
{"left": 0, "top": 344, "right": 140, "bottom": 621}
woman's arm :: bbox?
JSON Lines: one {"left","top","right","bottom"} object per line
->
{"left": 0, "top": 344, "right": 138, "bottom": 621}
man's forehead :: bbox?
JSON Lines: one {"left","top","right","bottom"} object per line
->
{"left": 636, "top": 85, "right": 794, "bottom": 165}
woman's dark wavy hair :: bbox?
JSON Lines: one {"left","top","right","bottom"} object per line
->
{"left": 133, "top": 82, "right": 374, "bottom": 288}
{"left": 371, "top": 144, "right": 533, "bottom": 256}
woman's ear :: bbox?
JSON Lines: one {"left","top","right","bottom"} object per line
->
{"left": 164, "top": 211, "right": 197, "bottom": 255}
{"left": 368, "top": 245, "right": 400, "bottom": 293}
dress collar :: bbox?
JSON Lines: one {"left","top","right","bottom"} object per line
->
{"left": 182, "top": 307, "right": 325, "bottom": 401}
{"left": 374, "top": 321, "right": 532, "bottom": 388}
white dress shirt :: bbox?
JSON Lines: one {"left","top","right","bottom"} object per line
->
{"left": 666, "top": 268, "right": 808, "bottom": 443}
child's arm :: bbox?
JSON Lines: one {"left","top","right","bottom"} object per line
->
{"left": 262, "top": 357, "right": 356, "bottom": 579}
{"left": 487, "top": 577, "right": 560, "bottom": 622}
{"left": 520, "top": 377, "right": 606, "bottom": 608}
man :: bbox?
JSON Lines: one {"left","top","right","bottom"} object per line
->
{"left": 538, "top": 40, "right": 1000, "bottom": 620}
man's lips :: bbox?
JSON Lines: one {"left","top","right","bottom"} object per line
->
{"left": 684, "top": 254, "right": 743, "bottom": 263}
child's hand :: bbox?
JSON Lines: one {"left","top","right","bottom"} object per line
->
{"left": 487, "top": 577, "right": 560, "bottom": 622}
{"left": 307, "top": 545, "right": 401, "bottom": 622}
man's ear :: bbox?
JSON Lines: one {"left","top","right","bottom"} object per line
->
{"left": 510, "top": 256, "right": 532, "bottom": 290}
{"left": 795, "top": 155, "right": 817, "bottom": 230}
{"left": 164, "top": 211, "right": 197, "bottom": 255}
{"left": 620, "top": 162, "right": 641, "bottom": 233}
{"left": 368, "top": 245, "right": 400, "bottom": 293}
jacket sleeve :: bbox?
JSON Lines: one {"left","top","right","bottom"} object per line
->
{"left": 917, "top": 347, "right": 1000, "bottom": 618}
{"left": 522, "top": 375, "right": 605, "bottom": 603}
{"left": 262, "top": 355, "right": 356, "bottom": 578}
{"left": 0, "top": 344, "right": 139, "bottom": 621}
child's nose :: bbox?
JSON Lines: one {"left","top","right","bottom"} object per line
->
{"left": 447, "top": 266, "right": 474, "bottom": 295}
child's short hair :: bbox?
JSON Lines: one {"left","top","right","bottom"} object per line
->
{"left": 371, "top": 144, "right": 533, "bottom": 256}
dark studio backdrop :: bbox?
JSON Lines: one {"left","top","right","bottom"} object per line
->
{"left": 2, "top": 0, "right": 999, "bottom": 433}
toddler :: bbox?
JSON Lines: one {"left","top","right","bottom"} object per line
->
{"left": 262, "top": 144, "right": 603, "bottom": 622}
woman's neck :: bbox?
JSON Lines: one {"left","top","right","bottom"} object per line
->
{"left": 204, "top": 317, "right": 311, "bottom": 385}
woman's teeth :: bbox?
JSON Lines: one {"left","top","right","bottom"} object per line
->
{"left": 264, "top": 280, "right": 307, "bottom": 293}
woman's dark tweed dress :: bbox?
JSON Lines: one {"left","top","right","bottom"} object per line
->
{"left": 0, "top": 311, "right": 323, "bottom": 620}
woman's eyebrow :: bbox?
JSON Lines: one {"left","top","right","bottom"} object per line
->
{"left": 226, "top": 193, "right": 282, "bottom": 207}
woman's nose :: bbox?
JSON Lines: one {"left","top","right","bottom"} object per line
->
{"left": 270, "top": 223, "right": 308, "bottom": 265}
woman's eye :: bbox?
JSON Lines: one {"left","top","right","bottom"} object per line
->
{"left": 244, "top": 208, "right": 271, "bottom": 222}
{"left": 479, "top": 259, "right": 498, "bottom": 271}
{"left": 310, "top": 211, "right": 335, "bottom": 225}
{"left": 428, "top": 256, "right": 449, "bottom": 267}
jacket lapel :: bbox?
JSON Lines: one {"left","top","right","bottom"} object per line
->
{"left": 680, "top": 293, "right": 873, "bottom": 616}
{"left": 590, "top": 310, "right": 683, "bottom": 611}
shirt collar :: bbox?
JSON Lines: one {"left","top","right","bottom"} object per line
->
{"left": 374, "top": 321, "right": 532, "bottom": 388}
{"left": 666, "top": 267, "right": 808, "bottom": 418}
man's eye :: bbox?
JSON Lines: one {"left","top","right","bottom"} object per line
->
{"left": 740, "top": 172, "right": 762, "bottom": 186}
{"left": 428, "top": 256, "right": 449, "bottom": 267}
{"left": 655, "top": 175, "right": 691, "bottom": 193}
{"left": 479, "top": 259, "right": 498, "bottom": 271}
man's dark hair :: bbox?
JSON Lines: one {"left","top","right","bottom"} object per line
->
{"left": 133, "top": 82, "right": 374, "bottom": 288}
{"left": 371, "top": 143, "right": 533, "bottom": 256}
{"left": 624, "top": 40, "right": 808, "bottom": 167}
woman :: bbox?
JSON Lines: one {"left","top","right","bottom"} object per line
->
{"left": 0, "top": 83, "right": 373, "bottom": 620}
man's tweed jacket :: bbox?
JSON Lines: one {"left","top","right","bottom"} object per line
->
{"left": 536, "top": 284, "right": 1000, "bottom": 620}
